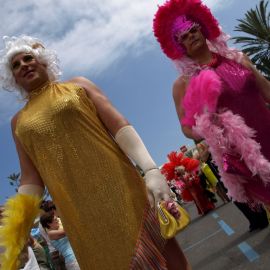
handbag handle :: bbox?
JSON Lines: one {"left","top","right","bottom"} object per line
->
{"left": 157, "top": 202, "right": 169, "bottom": 223}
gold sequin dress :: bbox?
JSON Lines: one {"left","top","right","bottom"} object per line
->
{"left": 15, "top": 82, "right": 166, "bottom": 270}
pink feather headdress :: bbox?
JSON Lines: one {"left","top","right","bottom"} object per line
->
{"left": 153, "top": 0, "right": 221, "bottom": 60}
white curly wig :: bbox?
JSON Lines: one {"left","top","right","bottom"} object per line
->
{"left": 0, "top": 35, "right": 61, "bottom": 94}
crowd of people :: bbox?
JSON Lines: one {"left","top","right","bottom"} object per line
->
{"left": 162, "top": 143, "right": 269, "bottom": 232}
{"left": 0, "top": 0, "right": 270, "bottom": 269}
{"left": 162, "top": 146, "right": 216, "bottom": 215}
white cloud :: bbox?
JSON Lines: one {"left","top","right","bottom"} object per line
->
{"left": 1, "top": 0, "right": 165, "bottom": 77}
{"left": 0, "top": 0, "right": 232, "bottom": 124}
{"left": 0, "top": 0, "right": 231, "bottom": 76}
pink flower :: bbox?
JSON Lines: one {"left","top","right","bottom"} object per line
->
{"left": 164, "top": 200, "right": 181, "bottom": 219}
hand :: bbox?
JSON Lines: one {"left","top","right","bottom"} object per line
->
{"left": 144, "top": 169, "right": 171, "bottom": 208}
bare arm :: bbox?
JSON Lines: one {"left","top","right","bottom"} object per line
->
{"left": 69, "top": 77, "right": 129, "bottom": 136}
{"left": 11, "top": 113, "right": 45, "bottom": 189}
{"left": 172, "top": 76, "right": 202, "bottom": 140}
{"left": 241, "top": 54, "right": 270, "bottom": 103}
{"left": 69, "top": 77, "right": 171, "bottom": 206}
{"left": 47, "top": 228, "right": 66, "bottom": 240}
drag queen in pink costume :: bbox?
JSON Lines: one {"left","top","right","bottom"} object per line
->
{"left": 153, "top": 0, "right": 270, "bottom": 206}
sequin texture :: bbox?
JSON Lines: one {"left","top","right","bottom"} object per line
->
{"left": 15, "top": 82, "right": 166, "bottom": 269}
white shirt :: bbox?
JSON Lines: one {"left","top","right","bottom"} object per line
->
{"left": 20, "top": 247, "right": 39, "bottom": 270}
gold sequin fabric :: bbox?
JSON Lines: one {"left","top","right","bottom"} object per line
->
{"left": 15, "top": 82, "right": 150, "bottom": 270}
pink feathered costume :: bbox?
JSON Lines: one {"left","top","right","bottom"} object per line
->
{"left": 153, "top": 0, "right": 270, "bottom": 206}
{"left": 181, "top": 55, "right": 270, "bottom": 205}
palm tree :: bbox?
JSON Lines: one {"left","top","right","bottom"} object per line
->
{"left": 7, "top": 172, "right": 50, "bottom": 199}
{"left": 7, "top": 172, "right": 21, "bottom": 192}
{"left": 233, "top": 0, "right": 270, "bottom": 78}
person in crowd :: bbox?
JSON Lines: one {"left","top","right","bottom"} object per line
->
{"left": 169, "top": 180, "right": 183, "bottom": 204}
{"left": 182, "top": 145, "right": 218, "bottom": 205}
{"left": 19, "top": 244, "right": 40, "bottom": 270}
{"left": 40, "top": 213, "right": 79, "bottom": 270}
{"left": 28, "top": 235, "right": 51, "bottom": 270}
{"left": 0, "top": 35, "right": 190, "bottom": 270}
{"left": 39, "top": 200, "right": 66, "bottom": 270}
{"left": 162, "top": 151, "right": 215, "bottom": 215}
{"left": 153, "top": 0, "right": 270, "bottom": 207}
{"left": 196, "top": 142, "right": 230, "bottom": 204}
{"left": 40, "top": 200, "right": 58, "bottom": 216}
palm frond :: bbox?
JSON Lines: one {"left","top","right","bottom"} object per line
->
{"left": 234, "top": 0, "right": 270, "bottom": 42}
{"left": 233, "top": 0, "right": 270, "bottom": 78}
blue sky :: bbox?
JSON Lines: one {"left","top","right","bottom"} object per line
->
{"left": 0, "top": 0, "right": 261, "bottom": 203}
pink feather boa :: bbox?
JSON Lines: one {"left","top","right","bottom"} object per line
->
{"left": 181, "top": 70, "right": 222, "bottom": 127}
{"left": 194, "top": 111, "right": 270, "bottom": 203}
{"left": 182, "top": 70, "right": 270, "bottom": 203}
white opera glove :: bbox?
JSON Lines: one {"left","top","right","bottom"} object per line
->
{"left": 144, "top": 168, "right": 171, "bottom": 207}
{"left": 115, "top": 125, "right": 171, "bottom": 208}
{"left": 18, "top": 184, "right": 44, "bottom": 197}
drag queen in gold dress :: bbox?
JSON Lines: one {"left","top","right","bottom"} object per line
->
{"left": 0, "top": 36, "right": 190, "bottom": 270}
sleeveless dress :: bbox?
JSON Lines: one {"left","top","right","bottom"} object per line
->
{"left": 15, "top": 82, "right": 166, "bottom": 270}
{"left": 216, "top": 57, "right": 270, "bottom": 161}
{"left": 215, "top": 58, "right": 270, "bottom": 203}
{"left": 181, "top": 56, "right": 270, "bottom": 205}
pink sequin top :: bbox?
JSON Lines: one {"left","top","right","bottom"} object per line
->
{"left": 215, "top": 57, "right": 270, "bottom": 161}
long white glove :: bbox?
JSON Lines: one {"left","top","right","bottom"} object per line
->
{"left": 115, "top": 125, "right": 171, "bottom": 207}
{"left": 18, "top": 184, "right": 44, "bottom": 197}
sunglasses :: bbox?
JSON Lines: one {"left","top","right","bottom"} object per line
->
{"left": 176, "top": 26, "right": 201, "bottom": 43}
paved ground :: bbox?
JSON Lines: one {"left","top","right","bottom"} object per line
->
{"left": 176, "top": 199, "right": 270, "bottom": 270}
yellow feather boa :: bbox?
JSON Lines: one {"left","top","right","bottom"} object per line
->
{"left": 0, "top": 193, "right": 41, "bottom": 270}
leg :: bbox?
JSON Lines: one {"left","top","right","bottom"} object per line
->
{"left": 216, "top": 183, "right": 230, "bottom": 203}
{"left": 164, "top": 238, "right": 192, "bottom": 270}
{"left": 190, "top": 184, "right": 215, "bottom": 215}
{"left": 234, "top": 201, "right": 268, "bottom": 231}
{"left": 254, "top": 205, "right": 269, "bottom": 229}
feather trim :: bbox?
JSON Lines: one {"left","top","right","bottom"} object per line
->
{"left": 0, "top": 194, "right": 41, "bottom": 270}
{"left": 153, "top": 0, "right": 221, "bottom": 60}
{"left": 181, "top": 69, "right": 222, "bottom": 127}
{"left": 194, "top": 111, "right": 270, "bottom": 203}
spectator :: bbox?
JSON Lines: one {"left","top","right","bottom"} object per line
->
{"left": 40, "top": 212, "right": 80, "bottom": 270}
{"left": 29, "top": 235, "right": 51, "bottom": 270}
{"left": 40, "top": 200, "right": 66, "bottom": 270}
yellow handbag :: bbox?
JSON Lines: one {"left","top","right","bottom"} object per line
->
{"left": 157, "top": 202, "right": 190, "bottom": 239}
